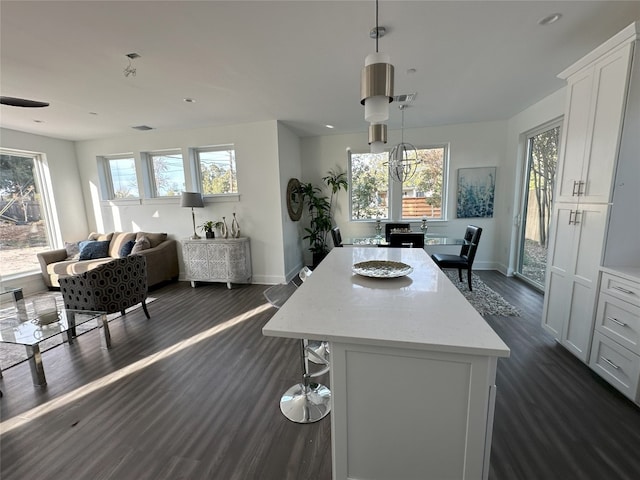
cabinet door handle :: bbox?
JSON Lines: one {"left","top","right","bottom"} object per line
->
{"left": 612, "top": 285, "right": 635, "bottom": 295}
{"left": 601, "top": 356, "right": 620, "bottom": 370}
{"left": 573, "top": 210, "right": 581, "bottom": 225}
{"left": 607, "top": 316, "right": 628, "bottom": 327}
{"left": 572, "top": 180, "right": 580, "bottom": 196}
{"left": 577, "top": 180, "right": 585, "bottom": 196}
{"left": 568, "top": 210, "right": 575, "bottom": 225}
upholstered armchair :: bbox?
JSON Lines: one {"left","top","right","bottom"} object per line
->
{"left": 59, "top": 255, "right": 150, "bottom": 318}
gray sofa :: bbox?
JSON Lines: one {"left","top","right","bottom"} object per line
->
{"left": 37, "top": 231, "right": 179, "bottom": 289}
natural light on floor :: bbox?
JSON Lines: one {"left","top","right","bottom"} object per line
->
{"left": 0, "top": 302, "right": 273, "bottom": 435}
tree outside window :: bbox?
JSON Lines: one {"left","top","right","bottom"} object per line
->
{"left": 349, "top": 146, "right": 446, "bottom": 221}
{"left": 0, "top": 152, "right": 54, "bottom": 275}
{"left": 196, "top": 147, "right": 237, "bottom": 195}
{"left": 149, "top": 151, "right": 185, "bottom": 197}
{"left": 107, "top": 157, "right": 139, "bottom": 198}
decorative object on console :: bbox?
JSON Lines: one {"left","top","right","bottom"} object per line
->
{"left": 420, "top": 217, "right": 428, "bottom": 233}
{"left": 375, "top": 218, "right": 383, "bottom": 236}
{"left": 231, "top": 213, "right": 240, "bottom": 238}
{"left": 221, "top": 216, "right": 229, "bottom": 238}
{"left": 199, "top": 220, "right": 222, "bottom": 239}
{"left": 181, "top": 191, "right": 204, "bottom": 239}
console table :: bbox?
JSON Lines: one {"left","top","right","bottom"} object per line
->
{"left": 182, "top": 237, "right": 252, "bottom": 289}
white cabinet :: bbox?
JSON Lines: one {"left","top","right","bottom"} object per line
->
{"left": 542, "top": 203, "right": 608, "bottom": 360}
{"left": 542, "top": 24, "right": 637, "bottom": 363}
{"left": 589, "top": 269, "right": 640, "bottom": 404}
{"left": 182, "top": 237, "right": 252, "bottom": 289}
{"left": 555, "top": 41, "right": 632, "bottom": 204}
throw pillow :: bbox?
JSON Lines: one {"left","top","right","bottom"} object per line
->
{"left": 78, "top": 240, "right": 111, "bottom": 260}
{"left": 119, "top": 240, "right": 136, "bottom": 257}
{"left": 136, "top": 232, "right": 167, "bottom": 248}
{"left": 64, "top": 241, "right": 80, "bottom": 261}
{"left": 88, "top": 232, "right": 114, "bottom": 242}
{"left": 131, "top": 236, "right": 150, "bottom": 254}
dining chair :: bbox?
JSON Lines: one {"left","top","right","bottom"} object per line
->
{"left": 331, "top": 226, "right": 343, "bottom": 247}
{"left": 384, "top": 222, "right": 411, "bottom": 242}
{"left": 431, "top": 225, "right": 483, "bottom": 291}
{"left": 389, "top": 232, "right": 425, "bottom": 248}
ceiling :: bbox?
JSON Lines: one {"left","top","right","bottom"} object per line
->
{"left": 1, "top": 1, "right": 639, "bottom": 142}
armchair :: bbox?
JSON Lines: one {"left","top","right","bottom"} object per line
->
{"left": 59, "top": 255, "right": 150, "bottom": 318}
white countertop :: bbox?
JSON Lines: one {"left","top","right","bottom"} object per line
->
{"left": 263, "top": 247, "right": 510, "bottom": 358}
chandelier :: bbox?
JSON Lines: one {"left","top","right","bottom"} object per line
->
{"left": 361, "top": 0, "right": 394, "bottom": 152}
{"left": 387, "top": 105, "right": 420, "bottom": 182}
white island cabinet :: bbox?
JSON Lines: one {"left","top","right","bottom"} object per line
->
{"left": 263, "top": 247, "right": 510, "bottom": 480}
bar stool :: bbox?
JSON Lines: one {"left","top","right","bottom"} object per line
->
{"left": 263, "top": 267, "right": 331, "bottom": 423}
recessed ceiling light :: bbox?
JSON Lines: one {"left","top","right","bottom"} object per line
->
{"left": 538, "top": 13, "right": 562, "bottom": 26}
{"left": 183, "top": 98, "right": 196, "bottom": 103}
{"left": 89, "top": 112, "right": 98, "bottom": 115}
{"left": 325, "top": 124, "right": 335, "bottom": 129}
{"left": 406, "top": 68, "right": 417, "bottom": 75}
{"left": 33, "top": 119, "right": 44, "bottom": 123}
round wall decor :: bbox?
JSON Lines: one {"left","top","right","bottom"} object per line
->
{"left": 286, "top": 178, "right": 303, "bottom": 221}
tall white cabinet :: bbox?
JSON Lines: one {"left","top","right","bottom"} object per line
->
{"left": 542, "top": 23, "right": 639, "bottom": 364}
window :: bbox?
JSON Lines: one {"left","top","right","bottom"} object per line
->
{"left": 0, "top": 151, "right": 59, "bottom": 276}
{"left": 147, "top": 150, "right": 186, "bottom": 197}
{"left": 104, "top": 155, "right": 139, "bottom": 199}
{"left": 194, "top": 146, "right": 237, "bottom": 195}
{"left": 349, "top": 146, "right": 447, "bottom": 221}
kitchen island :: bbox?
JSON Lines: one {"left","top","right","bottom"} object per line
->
{"left": 263, "top": 247, "right": 510, "bottom": 480}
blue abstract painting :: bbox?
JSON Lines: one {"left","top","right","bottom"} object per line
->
{"left": 456, "top": 167, "right": 495, "bottom": 218}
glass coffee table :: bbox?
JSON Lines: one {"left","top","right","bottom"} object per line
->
{"left": 0, "top": 308, "right": 109, "bottom": 386}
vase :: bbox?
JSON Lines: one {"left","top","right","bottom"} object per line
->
{"left": 231, "top": 213, "right": 240, "bottom": 238}
{"left": 221, "top": 217, "right": 229, "bottom": 238}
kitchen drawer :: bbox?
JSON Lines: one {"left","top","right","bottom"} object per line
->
{"left": 589, "top": 331, "right": 640, "bottom": 402}
{"left": 595, "top": 292, "right": 640, "bottom": 354}
{"left": 601, "top": 273, "right": 640, "bottom": 307}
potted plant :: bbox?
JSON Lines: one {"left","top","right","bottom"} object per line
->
{"left": 301, "top": 169, "right": 348, "bottom": 267}
{"left": 199, "top": 220, "right": 222, "bottom": 239}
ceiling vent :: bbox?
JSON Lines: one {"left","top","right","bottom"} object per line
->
{"left": 131, "top": 125, "right": 153, "bottom": 131}
{"left": 393, "top": 93, "right": 417, "bottom": 104}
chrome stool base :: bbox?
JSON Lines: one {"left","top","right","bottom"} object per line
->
{"left": 307, "top": 340, "right": 330, "bottom": 364}
{"left": 280, "top": 382, "right": 331, "bottom": 423}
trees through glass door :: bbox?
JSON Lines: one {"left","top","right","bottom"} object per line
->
{"left": 517, "top": 123, "right": 560, "bottom": 288}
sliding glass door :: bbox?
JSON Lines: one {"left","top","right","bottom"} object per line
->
{"left": 516, "top": 123, "right": 560, "bottom": 289}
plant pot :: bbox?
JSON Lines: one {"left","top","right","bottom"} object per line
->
{"left": 205, "top": 231, "right": 215, "bottom": 239}
{"left": 312, "top": 251, "right": 328, "bottom": 268}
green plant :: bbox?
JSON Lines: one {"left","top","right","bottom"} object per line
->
{"left": 301, "top": 169, "right": 348, "bottom": 261}
{"left": 199, "top": 220, "right": 222, "bottom": 233}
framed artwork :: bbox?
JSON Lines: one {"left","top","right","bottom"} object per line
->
{"left": 456, "top": 167, "right": 496, "bottom": 218}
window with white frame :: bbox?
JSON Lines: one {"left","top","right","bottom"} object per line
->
{"left": 146, "top": 150, "right": 186, "bottom": 197}
{"left": 103, "top": 155, "right": 139, "bottom": 199}
{"left": 194, "top": 146, "right": 238, "bottom": 195}
{"left": 349, "top": 145, "right": 447, "bottom": 221}
{"left": 0, "top": 150, "right": 59, "bottom": 275}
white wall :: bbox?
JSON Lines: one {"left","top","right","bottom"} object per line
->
{"left": 300, "top": 120, "right": 508, "bottom": 270}
{"left": 73, "top": 120, "right": 283, "bottom": 285}
{"left": 276, "top": 122, "right": 305, "bottom": 280}
{"left": 503, "top": 88, "right": 566, "bottom": 275}
{"left": 1, "top": 127, "right": 88, "bottom": 294}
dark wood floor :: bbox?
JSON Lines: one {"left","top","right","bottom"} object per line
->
{"left": 1, "top": 272, "right": 639, "bottom": 479}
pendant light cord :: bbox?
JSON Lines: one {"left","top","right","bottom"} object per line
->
{"left": 375, "top": 0, "right": 379, "bottom": 53}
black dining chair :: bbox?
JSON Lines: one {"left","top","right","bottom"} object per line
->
{"left": 389, "top": 232, "right": 425, "bottom": 248}
{"left": 431, "top": 225, "right": 483, "bottom": 291}
{"left": 331, "top": 226, "right": 343, "bottom": 247}
{"left": 384, "top": 223, "right": 411, "bottom": 242}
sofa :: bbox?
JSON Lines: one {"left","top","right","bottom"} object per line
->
{"left": 37, "top": 231, "right": 179, "bottom": 289}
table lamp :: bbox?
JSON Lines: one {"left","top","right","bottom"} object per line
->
{"left": 181, "top": 192, "right": 204, "bottom": 239}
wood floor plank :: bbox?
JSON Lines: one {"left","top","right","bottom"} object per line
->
{"left": 1, "top": 274, "right": 639, "bottom": 479}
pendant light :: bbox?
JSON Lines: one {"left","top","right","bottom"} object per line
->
{"left": 360, "top": 0, "right": 394, "bottom": 124}
{"left": 368, "top": 123, "right": 387, "bottom": 153}
{"left": 387, "top": 105, "right": 420, "bottom": 182}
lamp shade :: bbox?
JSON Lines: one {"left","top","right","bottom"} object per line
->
{"left": 181, "top": 192, "right": 204, "bottom": 208}
{"left": 361, "top": 52, "right": 394, "bottom": 123}
{"left": 368, "top": 123, "right": 387, "bottom": 154}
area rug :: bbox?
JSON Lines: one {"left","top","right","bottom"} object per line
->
{"left": 0, "top": 292, "right": 156, "bottom": 370}
{"left": 443, "top": 270, "right": 520, "bottom": 317}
